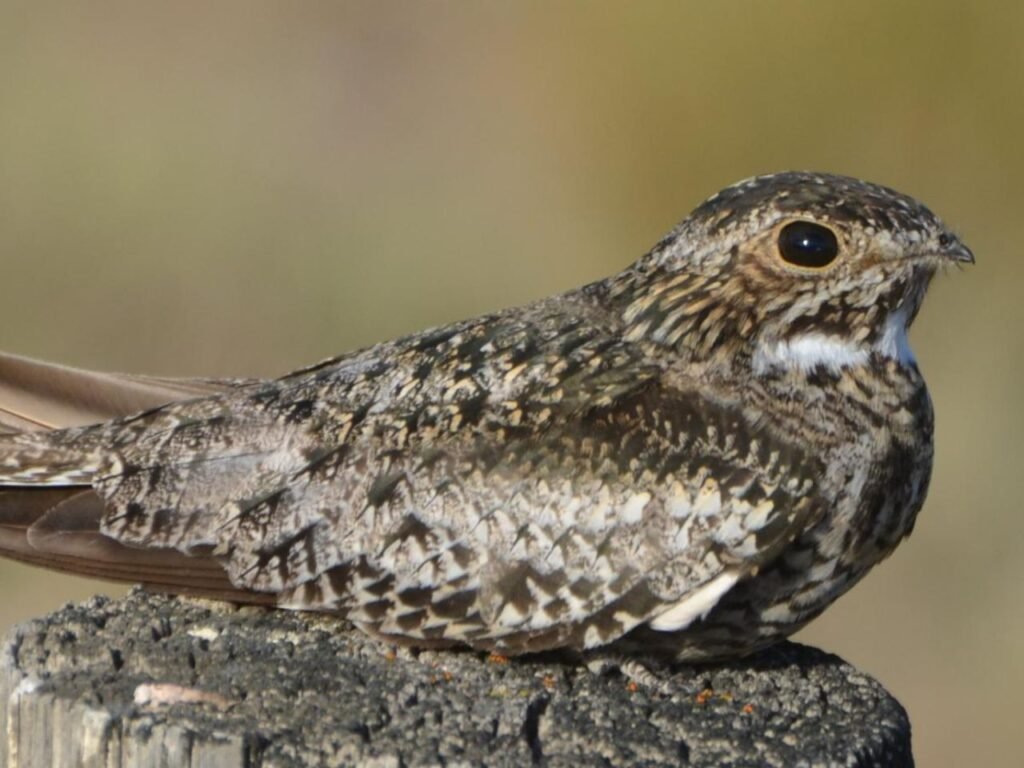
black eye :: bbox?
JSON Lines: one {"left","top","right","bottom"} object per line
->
{"left": 777, "top": 221, "right": 839, "bottom": 269}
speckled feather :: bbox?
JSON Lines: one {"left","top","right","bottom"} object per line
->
{"left": 0, "top": 172, "right": 971, "bottom": 661}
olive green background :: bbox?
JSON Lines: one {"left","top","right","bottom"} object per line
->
{"left": 0, "top": 3, "right": 1018, "bottom": 765}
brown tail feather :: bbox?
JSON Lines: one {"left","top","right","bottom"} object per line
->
{"left": 0, "top": 351, "right": 246, "bottom": 432}
{"left": 0, "top": 487, "right": 273, "bottom": 605}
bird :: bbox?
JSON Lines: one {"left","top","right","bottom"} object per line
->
{"left": 0, "top": 172, "right": 972, "bottom": 663}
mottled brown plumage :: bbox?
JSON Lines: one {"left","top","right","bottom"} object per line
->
{"left": 0, "top": 172, "right": 971, "bottom": 661}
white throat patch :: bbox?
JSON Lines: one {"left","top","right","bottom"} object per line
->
{"left": 753, "top": 334, "right": 869, "bottom": 374}
{"left": 875, "top": 305, "right": 916, "bottom": 365}
{"left": 753, "top": 312, "right": 915, "bottom": 374}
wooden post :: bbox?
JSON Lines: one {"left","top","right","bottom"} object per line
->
{"left": 0, "top": 589, "right": 912, "bottom": 767}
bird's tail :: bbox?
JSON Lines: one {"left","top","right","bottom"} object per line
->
{"left": 0, "top": 352, "right": 269, "bottom": 602}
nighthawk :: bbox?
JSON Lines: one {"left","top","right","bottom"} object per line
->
{"left": 0, "top": 172, "right": 971, "bottom": 662}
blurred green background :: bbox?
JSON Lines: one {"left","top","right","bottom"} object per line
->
{"left": 0, "top": 2, "right": 1019, "bottom": 765}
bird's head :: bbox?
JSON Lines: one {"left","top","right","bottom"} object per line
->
{"left": 616, "top": 172, "right": 973, "bottom": 374}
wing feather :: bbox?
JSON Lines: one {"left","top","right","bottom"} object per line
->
{"left": 0, "top": 351, "right": 246, "bottom": 432}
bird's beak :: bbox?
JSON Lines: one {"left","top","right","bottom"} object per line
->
{"left": 942, "top": 236, "right": 975, "bottom": 265}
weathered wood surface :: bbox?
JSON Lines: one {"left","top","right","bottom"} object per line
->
{"left": 0, "top": 589, "right": 912, "bottom": 767}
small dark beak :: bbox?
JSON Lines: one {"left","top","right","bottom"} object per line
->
{"left": 941, "top": 235, "right": 975, "bottom": 264}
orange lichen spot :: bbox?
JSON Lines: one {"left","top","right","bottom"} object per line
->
{"left": 487, "top": 652, "right": 510, "bottom": 665}
{"left": 742, "top": 703, "right": 755, "bottom": 714}
{"left": 626, "top": 680, "right": 640, "bottom": 693}
{"left": 541, "top": 675, "right": 557, "bottom": 690}
{"left": 695, "top": 688, "right": 714, "bottom": 705}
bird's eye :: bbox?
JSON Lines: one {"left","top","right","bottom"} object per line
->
{"left": 777, "top": 221, "right": 839, "bottom": 269}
